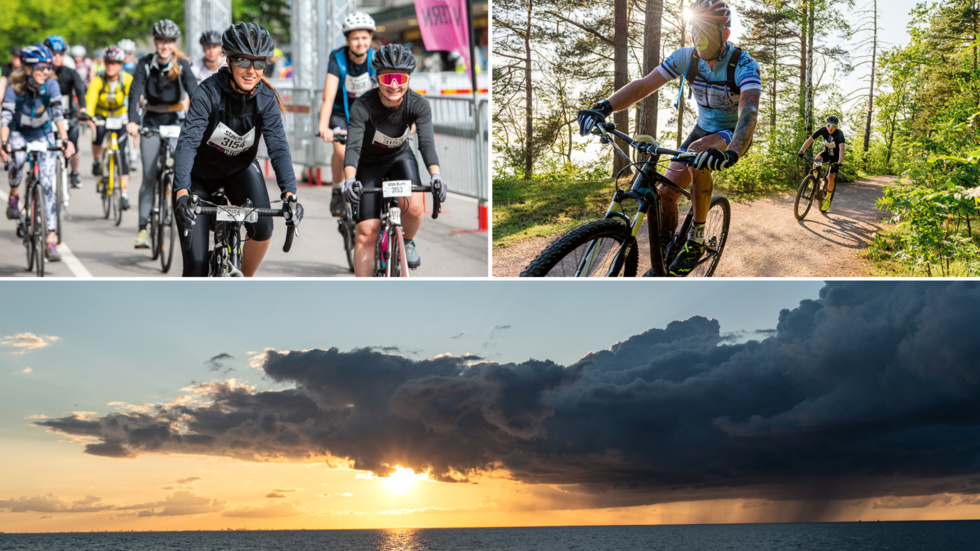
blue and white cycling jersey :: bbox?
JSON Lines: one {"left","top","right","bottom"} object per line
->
{"left": 657, "top": 44, "right": 762, "bottom": 134}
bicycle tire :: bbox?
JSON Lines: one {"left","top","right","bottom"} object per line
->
{"left": 101, "top": 153, "right": 112, "bottom": 219}
{"left": 23, "top": 185, "right": 35, "bottom": 271}
{"left": 339, "top": 215, "right": 355, "bottom": 273}
{"left": 112, "top": 159, "right": 123, "bottom": 226}
{"left": 388, "top": 226, "right": 405, "bottom": 277}
{"left": 159, "top": 173, "right": 176, "bottom": 273}
{"left": 55, "top": 159, "right": 64, "bottom": 244}
{"left": 32, "top": 182, "right": 46, "bottom": 277}
{"left": 686, "top": 195, "right": 730, "bottom": 278}
{"left": 150, "top": 179, "right": 160, "bottom": 259}
{"left": 521, "top": 218, "right": 638, "bottom": 277}
{"left": 794, "top": 174, "right": 816, "bottom": 220}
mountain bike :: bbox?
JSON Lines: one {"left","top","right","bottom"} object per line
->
{"left": 141, "top": 126, "right": 180, "bottom": 272}
{"left": 94, "top": 116, "right": 127, "bottom": 226}
{"left": 794, "top": 156, "right": 834, "bottom": 220}
{"left": 9, "top": 140, "right": 62, "bottom": 277}
{"left": 521, "top": 122, "right": 731, "bottom": 277}
{"left": 188, "top": 190, "right": 301, "bottom": 277}
{"left": 356, "top": 180, "right": 442, "bottom": 277}
{"left": 315, "top": 130, "right": 355, "bottom": 272}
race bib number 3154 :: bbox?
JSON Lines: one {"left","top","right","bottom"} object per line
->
{"left": 207, "top": 122, "right": 256, "bottom": 156}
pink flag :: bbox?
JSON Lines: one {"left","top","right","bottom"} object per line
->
{"left": 414, "top": 0, "right": 471, "bottom": 75}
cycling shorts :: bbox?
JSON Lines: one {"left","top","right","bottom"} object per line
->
{"left": 329, "top": 112, "right": 349, "bottom": 133}
{"left": 356, "top": 148, "right": 421, "bottom": 222}
{"left": 816, "top": 152, "right": 840, "bottom": 174}
{"left": 680, "top": 124, "right": 735, "bottom": 151}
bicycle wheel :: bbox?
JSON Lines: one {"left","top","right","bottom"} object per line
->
{"left": 150, "top": 177, "right": 161, "bottom": 260}
{"left": 32, "top": 182, "right": 46, "bottom": 277}
{"left": 794, "top": 174, "right": 816, "bottom": 220}
{"left": 55, "top": 158, "right": 65, "bottom": 244}
{"left": 521, "top": 218, "right": 638, "bottom": 277}
{"left": 23, "top": 187, "right": 35, "bottom": 271}
{"left": 101, "top": 153, "right": 112, "bottom": 219}
{"left": 820, "top": 180, "right": 835, "bottom": 214}
{"left": 339, "top": 211, "right": 355, "bottom": 273}
{"left": 686, "top": 195, "right": 731, "bottom": 278}
{"left": 387, "top": 226, "right": 408, "bottom": 277}
{"left": 159, "top": 173, "right": 176, "bottom": 273}
{"left": 112, "top": 158, "right": 123, "bottom": 226}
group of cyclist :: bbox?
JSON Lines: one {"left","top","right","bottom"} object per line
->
{"left": 577, "top": 0, "right": 846, "bottom": 276}
{"left": 2, "top": 10, "right": 448, "bottom": 277}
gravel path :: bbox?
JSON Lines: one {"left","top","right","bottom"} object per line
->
{"left": 492, "top": 175, "right": 894, "bottom": 277}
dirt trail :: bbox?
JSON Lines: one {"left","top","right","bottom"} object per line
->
{"left": 492, "top": 175, "right": 895, "bottom": 277}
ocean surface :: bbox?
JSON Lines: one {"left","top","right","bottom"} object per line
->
{"left": 2, "top": 521, "right": 980, "bottom": 550}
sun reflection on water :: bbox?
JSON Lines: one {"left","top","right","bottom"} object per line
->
{"left": 379, "top": 528, "right": 428, "bottom": 551}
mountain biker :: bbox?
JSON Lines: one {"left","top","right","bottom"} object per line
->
{"left": 45, "top": 35, "right": 87, "bottom": 189}
{"left": 85, "top": 45, "right": 133, "bottom": 205}
{"left": 126, "top": 19, "right": 198, "bottom": 250}
{"left": 191, "top": 30, "right": 225, "bottom": 82}
{"left": 172, "top": 22, "right": 302, "bottom": 278}
{"left": 577, "top": 0, "right": 761, "bottom": 276}
{"left": 341, "top": 43, "right": 447, "bottom": 277}
{"left": 797, "top": 115, "right": 845, "bottom": 212}
{"left": 319, "top": 11, "right": 378, "bottom": 218}
{"left": 0, "top": 44, "right": 77, "bottom": 261}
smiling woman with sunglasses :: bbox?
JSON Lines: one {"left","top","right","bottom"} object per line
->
{"left": 171, "top": 22, "right": 300, "bottom": 278}
{"left": 341, "top": 43, "right": 448, "bottom": 277}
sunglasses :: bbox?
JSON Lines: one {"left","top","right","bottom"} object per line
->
{"left": 377, "top": 73, "right": 410, "bottom": 86}
{"left": 827, "top": 123, "right": 838, "bottom": 128}
{"left": 230, "top": 57, "right": 268, "bottom": 71}
{"left": 33, "top": 64, "right": 52, "bottom": 72}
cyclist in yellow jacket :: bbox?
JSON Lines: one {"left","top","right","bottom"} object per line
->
{"left": 85, "top": 45, "right": 133, "bottom": 207}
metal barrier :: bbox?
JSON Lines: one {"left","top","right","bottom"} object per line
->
{"left": 260, "top": 88, "right": 488, "bottom": 208}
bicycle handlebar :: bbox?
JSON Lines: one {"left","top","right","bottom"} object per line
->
{"left": 593, "top": 122, "right": 697, "bottom": 163}
{"left": 359, "top": 184, "right": 442, "bottom": 219}
{"left": 188, "top": 195, "right": 299, "bottom": 252}
{"left": 314, "top": 130, "right": 347, "bottom": 144}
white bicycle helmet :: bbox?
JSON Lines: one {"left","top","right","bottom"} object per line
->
{"left": 342, "top": 12, "right": 376, "bottom": 35}
{"left": 71, "top": 45, "right": 87, "bottom": 58}
{"left": 118, "top": 39, "right": 136, "bottom": 54}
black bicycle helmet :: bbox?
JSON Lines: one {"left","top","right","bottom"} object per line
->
{"left": 153, "top": 19, "right": 181, "bottom": 39}
{"left": 200, "top": 29, "right": 222, "bottom": 46}
{"left": 826, "top": 115, "right": 840, "bottom": 124}
{"left": 690, "top": 0, "right": 732, "bottom": 28}
{"left": 372, "top": 44, "right": 416, "bottom": 73}
{"left": 222, "top": 22, "right": 275, "bottom": 59}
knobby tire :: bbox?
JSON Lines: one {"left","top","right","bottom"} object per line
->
{"left": 521, "top": 218, "right": 638, "bottom": 277}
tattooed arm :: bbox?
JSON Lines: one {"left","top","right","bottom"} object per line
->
{"left": 728, "top": 88, "right": 760, "bottom": 158}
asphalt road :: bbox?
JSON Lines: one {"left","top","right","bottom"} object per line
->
{"left": 0, "top": 135, "right": 488, "bottom": 278}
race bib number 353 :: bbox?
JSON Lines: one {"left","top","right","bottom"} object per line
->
{"left": 207, "top": 122, "right": 256, "bottom": 156}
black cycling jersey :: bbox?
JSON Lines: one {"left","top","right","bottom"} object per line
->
{"left": 344, "top": 88, "right": 439, "bottom": 170}
{"left": 174, "top": 67, "right": 296, "bottom": 198}
{"left": 128, "top": 53, "right": 198, "bottom": 127}
{"left": 51, "top": 65, "right": 86, "bottom": 118}
{"left": 811, "top": 127, "right": 846, "bottom": 161}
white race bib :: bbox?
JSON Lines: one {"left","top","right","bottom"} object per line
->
{"left": 159, "top": 125, "right": 181, "bottom": 139}
{"left": 105, "top": 116, "right": 126, "bottom": 130}
{"left": 382, "top": 180, "right": 412, "bottom": 198}
{"left": 346, "top": 72, "right": 374, "bottom": 98}
{"left": 206, "top": 122, "right": 255, "bottom": 156}
{"left": 372, "top": 126, "right": 410, "bottom": 149}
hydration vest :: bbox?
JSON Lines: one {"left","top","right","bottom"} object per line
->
{"left": 331, "top": 47, "right": 376, "bottom": 122}
{"left": 683, "top": 46, "right": 743, "bottom": 102}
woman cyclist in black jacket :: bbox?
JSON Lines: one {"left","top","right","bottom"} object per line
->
{"left": 341, "top": 44, "right": 448, "bottom": 277}
{"left": 172, "top": 22, "right": 301, "bottom": 277}
{"left": 126, "top": 19, "right": 198, "bottom": 250}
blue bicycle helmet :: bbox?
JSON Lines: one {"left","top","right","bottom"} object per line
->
{"left": 21, "top": 44, "right": 54, "bottom": 65}
{"left": 44, "top": 35, "right": 67, "bottom": 53}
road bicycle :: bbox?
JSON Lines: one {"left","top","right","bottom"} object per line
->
{"left": 356, "top": 180, "right": 442, "bottom": 277}
{"left": 315, "top": 130, "right": 355, "bottom": 272}
{"left": 53, "top": 143, "right": 70, "bottom": 244}
{"left": 93, "top": 116, "right": 127, "bottom": 226}
{"left": 521, "top": 122, "right": 730, "bottom": 277}
{"left": 140, "top": 126, "right": 180, "bottom": 272}
{"left": 794, "top": 156, "right": 833, "bottom": 220}
{"left": 188, "top": 190, "right": 302, "bottom": 277}
{"left": 9, "top": 140, "right": 63, "bottom": 277}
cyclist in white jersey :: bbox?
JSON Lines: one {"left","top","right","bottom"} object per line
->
{"left": 578, "top": 0, "right": 761, "bottom": 276}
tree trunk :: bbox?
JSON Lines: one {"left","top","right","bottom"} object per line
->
{"left": 524, "top": 0, "right": 534, "bottom": 180}
{"left": 799, "top": 0, "right": 808, "bottom": 126}
{"left": 863, "top": 0, "right": 877, "bottom": 154}
{"left": 613, "top": 0, "right": 630, "bottom": 176}
{"left": 638, "top": 0, "right": 663, "bottom": 139}
{"left": 677, "top": 18, "right": 687, "bottom": 148}
{"left": 805, "top": 0, "right": 815, "bottom": 136}
{"left": 770, "top": 12, "right": 778, "bottom": 154}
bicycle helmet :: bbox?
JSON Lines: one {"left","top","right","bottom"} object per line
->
{"left": 21, "top": 44, "right": 54, "bottom": 66}
{"left": 104, "top": 45, "right": 126, "bottom": 63}
{"left": 222, "top": 22, "right": 275, "bottom": 59}
{"left": 44, "top": 35, "right": 67, "bottom": 53}
{"left": 117, "top": 39, "right": 136, "bottom": 53}
{"left": 71, "top": 45, "right": 87, "bottom": 58}
{"left": 153, "top": 19, "right": 181, "bottom": 39}
{"left": 372, "top": 44, "right": 416, "bottom": 73}
{"left": 690, "top": 0, "right": 732, "bottom": 28}
{"left": 200, "top": 29, "right": 222, "bottom": 46}
{"left": 342, "top": 12, "right": 376, "bottom": 35}
{"left": 826, "top": 115, "right": 840, "bottom": 124}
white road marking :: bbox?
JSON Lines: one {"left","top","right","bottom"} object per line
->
{"left": 56, "top": 242, "right": 92, "bottom": 278}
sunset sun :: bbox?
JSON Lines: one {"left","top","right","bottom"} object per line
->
{"left": 383, "top": 467, "right": 426, "bottom": 495}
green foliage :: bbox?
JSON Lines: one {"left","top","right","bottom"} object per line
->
{"left": 234, "top": 0, "right": 291, "bottom": 45}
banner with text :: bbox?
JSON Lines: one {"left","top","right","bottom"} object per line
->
{"left": 414, "top": 0, "right": 471, "bottom": 76}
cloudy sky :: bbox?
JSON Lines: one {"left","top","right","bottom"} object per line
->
{"left": 4, "top": 280, "right": 980, "bottom": 532}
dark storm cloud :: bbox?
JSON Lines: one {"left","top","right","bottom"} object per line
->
{"left": 206, "top": 353, "right": 234, "bottom": 374}
{"left": 34, "top": 282, "right": 980, "bottom": 509}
